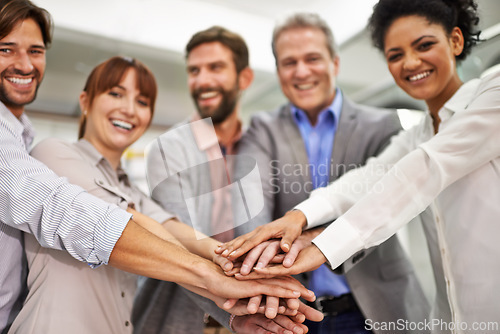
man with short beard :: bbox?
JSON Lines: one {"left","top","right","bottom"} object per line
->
{"left": 132, "top": 26, "right": 256, "bottom": 333}
{"left": 1, "top": 3, "right": 306, "bottom": 334}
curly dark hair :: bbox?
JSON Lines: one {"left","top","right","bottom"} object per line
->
{"left": 368, "top": 0, "right": 481, "bottom": 61}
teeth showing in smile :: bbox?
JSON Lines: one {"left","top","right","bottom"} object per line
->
{"left": 200, "top": 91, "right": 218, "bottom": 99}
{"left": 296, "top": 83, "right": 315, "bottom": 90}
{"left": 8, "top": 77, "right": 33, "bottom": 85}
{"left": 408, "top": 71, "right": 431, "bottom": 82}
{"left": 112, "top": 120, "right": 133, "bottom": 130}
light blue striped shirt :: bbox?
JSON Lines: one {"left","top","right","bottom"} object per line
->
{"left": 0, "top": 103, "right": 132, "bottom": 330}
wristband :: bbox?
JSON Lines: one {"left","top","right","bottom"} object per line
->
{"left": 229, "top": 314, "right": 236, "bottom": 332}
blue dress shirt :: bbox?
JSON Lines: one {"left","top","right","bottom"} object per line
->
{"left": 291, "top": 89, "right": 350, "bottom": 297}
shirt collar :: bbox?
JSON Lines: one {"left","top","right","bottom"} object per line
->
{"left": 443, "top": 78, "right": 480, "bottom": 114}
{"left": 190, "top": 114, "right": 242, "bottom": 152}
{"left": 0, "top": 102, "right": 35, "bottom": 148}
{"left": 74, "top": 138, "right": 130, "bottom": 185}
{"left": 438, "top": 78, "right": 480, "bottom": 124}
{"left": 291, "top": 88, "right": 342, "bottom": 127}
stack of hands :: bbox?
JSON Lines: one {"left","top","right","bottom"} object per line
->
{"left": 213, "top": 210, "right": 329, "bottom": 333}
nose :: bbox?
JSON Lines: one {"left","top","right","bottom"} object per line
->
{"left": 120, "top": 96, "right": 136, "bottom": 117}
{"left": 294, "top": 60, "right": 312, "bottom": 79}
{"left": 14, "top": 51, "right": 35, "bottom": 74}
{"left": 193, "top": 68, "right": 214, "bottom": 89}
{"left": 403, "top": 52, "right": 422, "bottom": 71}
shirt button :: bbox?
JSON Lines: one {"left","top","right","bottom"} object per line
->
{"left": 125, "top": 321, "right": 130, "bottom": 327}
{"left": 121, "top": 292, "right": 125, "bottom": 298}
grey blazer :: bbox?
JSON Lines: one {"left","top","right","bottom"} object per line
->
{"left": 234, "top": 97, "right": 430, "bottom": 333}
{"left": 132, "top": 120, "right": 232, "bottom": 334}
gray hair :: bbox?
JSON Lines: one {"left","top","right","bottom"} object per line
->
{"left": 271, "top": 12, "right": 338, "bottom": 63}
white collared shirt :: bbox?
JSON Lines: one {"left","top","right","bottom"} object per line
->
{"left": 296, "top": 70, "right": 500, "bottom": 332}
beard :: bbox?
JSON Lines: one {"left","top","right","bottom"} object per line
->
{"left": 192, "top": 82, "right": 239, "bottom": 124}
{"left": 0, "top": 68, "right": 42, "bottom": 109}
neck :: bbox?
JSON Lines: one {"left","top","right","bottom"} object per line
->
{"left": 302, "top": 91, "right": 336, "bottom": 127}
{"left": 8, "top": 105, "right": 24, "bottom": 119}
{"left": 214, "top": 108, "right": 240, "bottom": 147}
{"left": 83, "top": 136, "right": 124, "bottom": 170}
{"left": 426, "top": 75, "right": 463, "bottom": 133}
{"left": 104, "top": 151, "right": 123, "bottom": 170}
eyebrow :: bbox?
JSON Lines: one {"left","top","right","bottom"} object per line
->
{"left": 386, "top": 35, "right": 435, "bottom": 54}
{"left": 0, "top": 42, "right": 46, "bottom": 50}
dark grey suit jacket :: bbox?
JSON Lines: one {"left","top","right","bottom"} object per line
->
{"left": 234, "top": 97, "right": 430, "bottom": 333}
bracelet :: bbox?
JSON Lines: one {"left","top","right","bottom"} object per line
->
{"left": 229, "top": 314, "right": 237, "bottom": 332}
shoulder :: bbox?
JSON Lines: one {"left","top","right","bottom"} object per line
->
{"left": 344, "top": 99, "right": 401, "bottom": 132}
{"left": 31, "top": 138, "right": 75, "bottom": 160}
{"left": 346, "top": 99, "right": 398, "bottom": 122}
{"left": 247, "top": 104, "right": 290, "bottom": 129}
{"left": 477, "top": 69, "right": 500, "bottom": 93}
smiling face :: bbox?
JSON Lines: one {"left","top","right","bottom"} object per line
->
{"left": 0, "top": 18, "right": 46, "bottom": 118}
{"left": 82, "top": 68, "right": 152, "bottom": 160}
{"left": 384, "top": 15, "right": 464, "bottom": 113}
{"left": 275, "top": 27, "right": 338, "bottom": 122}
{"left": 187, "top": 41, "right": 241, "bottom": 124}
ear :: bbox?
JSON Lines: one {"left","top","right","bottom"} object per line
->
{"left": 332, "top": 55, "right": 340, "bottom": 77}
{"left": 79, "top": 91, "right": 89, "bottom": 114}
{"left": 450, "top": 26, "right": 465, "bottom": 57}
{"left": 237, "top": 67, "right": 254, "bottom": 91}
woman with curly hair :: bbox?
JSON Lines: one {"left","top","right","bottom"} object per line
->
{"left": 218, "top": 0, "right": 500, "bottom": 331}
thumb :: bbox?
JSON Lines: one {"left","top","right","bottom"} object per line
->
{"left": 280, "top": 228, "right": 300, "bottom": 253}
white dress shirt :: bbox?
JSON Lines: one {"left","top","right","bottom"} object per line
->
{"left": 0, "top": 104, "right": 131, "bottom": 331}
{"left": 296, "top": 70, "right": 500, "bottom": 333}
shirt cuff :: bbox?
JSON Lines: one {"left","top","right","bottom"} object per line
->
{"left": 311, "top": 217, "right": 365, "bottom": 269}
{"left": 294, "top": 196, "right": 336, "bottom": 229}
{"left": 93, "top": 206, "right": 132, "bottom": 267}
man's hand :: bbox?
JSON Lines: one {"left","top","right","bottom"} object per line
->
{"left": 235, "top": 228, "right": 324, "bottom": 276}
{"left": 231, "top": 301, "right": 324, "bottom": 334}
{"left": 216, "top": 210, "right": 308, "bottom": 261}
{"left": 221, "top": 296, "right": 299, "bottom": 318}
{"left": 203, "top": 261, "right": 316, "bottom": 301}
{"left": 232, "top": 314, "right": 307, "bottom": 334}
{"left": 234, "top": 245, "right": 327, "bottom": 280}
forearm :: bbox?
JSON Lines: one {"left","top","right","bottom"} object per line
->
{"left": 127, "top": 209, "right": 185, "bottom": 248}
{"left": 109, "top": 219, "right": 212, "bottom": 290}
{"left": 162, "top": 218, "right": 219, "bottom": 259}
{"left": 296, "top": 128, "right": 414, "bottom": 228}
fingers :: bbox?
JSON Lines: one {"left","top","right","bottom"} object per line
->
{"left": 272, "top": 314, "right": 308, "bottom": 334}
{"left": 283, "top": 242, "right": 301, "bottom": 267}
{"left": 232, "top": 314, "right": 308, "bottom": 334}
{"left": 241, "top": 241, "right": 271, "bottom": 275}
{"left": 289, "top": 312, "right": 306, "bottom": 324}
{"left": 224, "top": 261, "right": 242, "bottom": 276}
{"left": 247, "top": 295, "right": 262, "bottom": 314}
{"left": 286, "top": 298, "right": 300, "bottom": 312}
{"left": 213, "top": 253, "right": 234, "bottom": 272}
{"left": 223, "top": 298, "right": 239, "bottom": 310}
{"left": 216, "top": 231, "right": 261, "bottom": 259}
{"left": 240, "top": 264, "right": 292, "bottom": 280}
{"left": 240, "top": 276, "right": 314, "bottom": 302}
{"left": 227, "top": 232, "right": 272, "bottom": 261}
{"left": 298, "top": 301, "right": 324, "bottom": 322}
{"left": 256, "top": 240, "right": 282, "bottom": 269}
{"left": 265, "top": 296, "right": 280, "bottom": 319}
